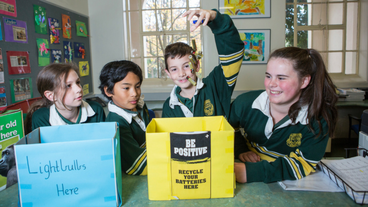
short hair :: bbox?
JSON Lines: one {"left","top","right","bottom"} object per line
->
{"left": 164, "top": 42, "right": 198, "bottom": 71}
{"left": 99, "top": 60, "right": 143, "bottom": 100}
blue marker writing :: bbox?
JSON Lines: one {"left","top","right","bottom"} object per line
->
{"left": 192, "top": 19, "right": 205, "bottom": 24}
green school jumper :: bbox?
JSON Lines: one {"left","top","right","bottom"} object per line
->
{"left": 32, "top": 100, "right": 105, "bottom": 130}
{"left": 105, "top": 101, "right": 150, "bottom": 176}
{"left": 162, "top": 9, "right": 244, "bottom": 118}
{"left": 229, "top": 90, "right": 330, "bottom": 183}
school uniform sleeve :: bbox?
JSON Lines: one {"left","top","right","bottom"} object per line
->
{"left": 204, "top": 9, "right": 244, "bottom": 117}
{"left": 86, "top": 100, "right": 106, "bottom": 122}
{"left": 162, "top": 98, "right": 173, "bottom": 118}
{"left": 31, "top": 107, "right": 51, "bottom": 130}
{"left": 246, "top": 121, "right": 329, "bottom": 183}
{"left": 107, "top": 113, "right": 147, "bottom": 175}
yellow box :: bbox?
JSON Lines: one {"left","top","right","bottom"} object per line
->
{"left": 146, "top": 116, "right": 234, "bottom": 200}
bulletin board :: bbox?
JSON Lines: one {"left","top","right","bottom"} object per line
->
{"left": 0, "top": 0, "right": 92, "bottom": 106}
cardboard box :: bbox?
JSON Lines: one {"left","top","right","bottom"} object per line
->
{"left": 146, "top": 116, "right": 234, "bottom": 200}
{"left": 14, "top": 122, "right": 123, "bottom": 207}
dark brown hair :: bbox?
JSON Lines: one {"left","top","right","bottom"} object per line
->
{"left": 25, "top": 63, "right": 80, "bottom": 134}
{"left": 164, "top": 42, "right": 198, "bottom": 71}
{"left": 268, "top": 47, "right": 338, "bottom": 136}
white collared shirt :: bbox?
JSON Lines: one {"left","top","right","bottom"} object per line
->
{"left": 49, "top": 100, "right": 96, "bottom": 126}
{"left": 107, "top": 101, "right": 146, "bottom": 131}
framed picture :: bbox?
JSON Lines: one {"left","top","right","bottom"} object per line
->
{"left": 219, "top": 0, "right": 271, "bottom": 19}
{"left": 239, "top": 29, "right": 270, "bottom": 64}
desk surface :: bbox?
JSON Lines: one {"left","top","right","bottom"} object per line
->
{"left": 337, "top": 100, "right": 368, "bottom": 107}
{"left": 0, "top": 174, "right": 361, "bottom": 207}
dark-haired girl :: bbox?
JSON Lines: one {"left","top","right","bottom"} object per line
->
{"left": 99, "top": 60, "right": 149, "bottom": 176}
{"left": 229, "top": 47, "right": 338, "bottom": 183}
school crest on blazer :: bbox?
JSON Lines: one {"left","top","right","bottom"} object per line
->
{"left": 286, "top": 133, "right": 302, "bottom": 147}
{"left": 204, "top": 99, "right": 214, "bottom": 116}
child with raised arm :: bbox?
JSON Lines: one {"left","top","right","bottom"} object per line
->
{"left": 26, "top": 63, "right": 105, "bottom": 133}
{"left": 229, "top": 47, "right": 338, "bottom": 183}
{"left": 99, "top": 60, "right": 150, "bottom": 176}
{"left": 162, "top": 9, "right": 244, "bottom": 118}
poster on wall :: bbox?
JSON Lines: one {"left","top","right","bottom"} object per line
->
{"left": 36, "top": 38, "right": 50, "bottom": 66}
{"left": 0, "top": 86, "right": 6, "bottom": 112}
{"left": 76, "top": 20, "right": 87, "bottom": 37}
{"left": 3, "top": 17, "right": 27, "bottom": 43}
{"left": 48, "top": 17, "right": 60, "bottom": 44}
{"left": 0, "top": 49, "right": 3, "bottom": 84}
{"left": 63, "top": 41, "right": 72, "bottom": 63}
{"left": 33, "top": 5, "right": 47, "bottom": 34}
{"left": 6, "top": 51, "right": 31, "bottom": 74}
{"left": 79, "top": 61, "right": 89, "bottom": 77}
{"left": 50, "top": 49, "right": 61, "bottom": 63}
{"left": 238, "top": 29, "right": 270, "bottom": 64}
{"left": 0, "top": 22, "right": 2, "bottom": 41}
{"left": 74, "top": 42, "right": 85, "bottom": 59}
{"left": 0, "top": 0, "right": 17, "bottom": 17}
{"left": 83, "top": 84, "right": 89, "bottom": 95}
{"left": 9, "top": 77, "right": 32, "bottom": 103}
{"left": 62, "top": 14, "right": 71, "bottom": 39}
{"left": 219, "top": 0, "right": 271, "bottom": 19}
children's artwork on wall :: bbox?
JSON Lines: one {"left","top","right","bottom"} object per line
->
{"left": 62, "top": 14, "right": 71, "bottom": 39}
{"left": 76, "top": 20, "right": 87, "bottom": 37}
{"left": 0, "top": 22, "right": 2, "bottom": 41}
{"left": 219, "top": 0, "right": 271, "bottom": 19}
{"left": 9, "top": 77, "right": 32, "bottom": 103}
{"left": 238, "top": 29, "right": 270, "bottom": 64}
{"left": 0, "top": 49, "right": 3, "bottom": 84}
{"left": 74, "top": 42, "right": 85, "bottom": 59}
{"left": 36, "top": 38, "right": 50, "bottom": 66}
{"left": 0, "top": 87, "right": 6, "bottom": 112}
{"left": 50, "top": 49, "right": 61, "bottom": 63}
{"left": 79, "top": 61, "right": 89, "bottom": 77}
{"left": 48, "top": 17, "right": 60, "bottom": 44}
{"left": 0, "top": 0, "right": 17, "bottom": 17}
{"left": 83, "top": 84, "right": 89, "bottom": 95}
{"left": 63, "top": 41, "right": 73, "bottom": 63}
{"left": 3, "top": 17, "right": 27, "bottom": 43}
{"left": 33, "top": 5, "right": 47, "bottom": 34}
{"left": 6, "top": 51, "right": 31, "bottom": 74}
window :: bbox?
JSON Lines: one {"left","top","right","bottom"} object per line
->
{"left": 285, "top": 0, "right": 361, "bottom": 75}
{"left": 123, "top": 0, "right": 201, "bottom": 80}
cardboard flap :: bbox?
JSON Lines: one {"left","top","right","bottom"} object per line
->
{"left": 39, "top": 122, "right": 117, "bottom": 143}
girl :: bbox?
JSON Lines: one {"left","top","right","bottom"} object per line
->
{"left": 99, "top": 60, "right": 150, "bottom": 176}
{"left": 25, "top": 63, "right": 105, "bottom": 134}
{"left": 229, "top": 47, "right": 338, "bottom": 183}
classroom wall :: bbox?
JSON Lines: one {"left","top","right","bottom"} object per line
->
{"left": 42, "top": 0, "right": 89, "bottom": 16}
{"left": 48, "top": 0, "right": 368, "bottom": 99}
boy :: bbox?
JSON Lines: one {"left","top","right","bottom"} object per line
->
{"left": 99, "top": 60, "right": 149, "bottom": 175}
{"left": 162, "top": 9, "right": 244, "bottom": 118}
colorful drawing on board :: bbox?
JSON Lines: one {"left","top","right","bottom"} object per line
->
{"left": 36, "top": 38, "right": 50, "bottom": 66}
{"left": 63, "top": 41, "right": 73, "bottom": 63}
{"left": 74, "top": 42, "right": 85, "bottom": 59}
{"left": 0, "top": 22, "right": 2, "bottom": 41}
{"left": 83, "top": 84, "right": 89, "bottom": 95}
{"left": 3, "top": 17, "right": 28, "bottom": 43}
{"left": 79, "top": 61, "right": 89, "bottom": 77}
{"left": 0, "top": 0, "right": 17, "bottom": 17}
{"left": 0, "top": 48, "right": 3, "bottom": 84}
{"left": 0, "top": 86, "right": 6, "bottom": 112}
{"left": 51, "top": 49, "right": 62, "bottom": 63}
{"left": 6, "top": 51, "right": 31, "bottom": 74}
{"left": 33, "top": 5, "right": 47, "bottom": 34}
{"left": 219, "top": 0, "right": 270, "bottom": 18}
{"left": 76, "top": 20, "right": 87, "bottom": 37}
{"left": 62, "top": 14, "right": 71, "bottom": 39}
{"left": 238, "top": 29, "right": 270, "bottom": 64}
{"left": 9, "top": 78, "right": 32, "bottom": 103}
{"left": 48, "top": 18, "right": 60, "bottom": 44}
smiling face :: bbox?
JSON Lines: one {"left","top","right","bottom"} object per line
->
{"left": 165, "top": 54, "right": 198, "bottom": 91}
{"left": 264, "top": 58, "right": 310, "bottom": 110}
{"left": 105, "top": 72, "right": 141, "bottom": 111}
{"left": 54, "top": 69, "right": 83, "bottom": 110}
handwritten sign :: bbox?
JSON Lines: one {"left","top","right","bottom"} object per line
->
{"left": 14, "top": 123, "right": 122, "bottom": 207}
